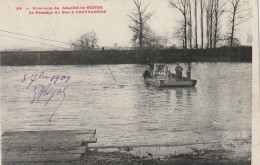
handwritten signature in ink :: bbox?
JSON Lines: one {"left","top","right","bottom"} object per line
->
{"left": 21, "top": 72, "right": 71, "bottom": 121}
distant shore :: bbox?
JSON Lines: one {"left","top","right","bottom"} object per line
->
{"left": 0, "top": 46, "right": 252, "bottom": 66}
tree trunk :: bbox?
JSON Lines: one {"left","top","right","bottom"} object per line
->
{"left": 139, "top": 31, "right": 143, "bottom": 49}
{"left": 200, "top": 0, "right": 204, "bottom": 49}
{"left": 209, "top": 1, "right": 213, "bottom": 48}
{"left": 230, "top": 8, "right": 236, "bottom": 47}
{"left": 139, "top": 11, "right": 143, "bottom": 49}
{"left": 206, "top": 12, "right": 209, "bottom": 48}
{"left": 189, "top": 3, "right": 192, "bottom": 49}
{"left": 195, "top": 0, "right": 198, "bottom": 49}
{"left": 213, "top": 0, "right": 219, "bottom": 48}
{"left": 214, "top": 11, "right": 218, "bottom": 48}
{"left": 184, "top": 15, "right": 187, "bottom": 50}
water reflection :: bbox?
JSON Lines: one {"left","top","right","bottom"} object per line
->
{"left": 173, "top": 87, "right": 197, "bottom": 111}
{"left": 175, "top": 88, "right": 184, "bottom": 107}
{"left": 186, "top": 87, "right": 197, "bottom": 106}
{"left": 140, "top": 86, "right": 197, "bottom": 111}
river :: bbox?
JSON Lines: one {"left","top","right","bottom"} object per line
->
{"left": 0, "top": 63, "right": 251, "bottom": 157}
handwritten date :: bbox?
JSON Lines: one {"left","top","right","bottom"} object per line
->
{"left": 21, "top": 72, "right": 71, "bottom": 121}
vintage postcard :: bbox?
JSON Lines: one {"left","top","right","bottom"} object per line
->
{"left": 0, "top": 0, "right": 259, "bottom": 164}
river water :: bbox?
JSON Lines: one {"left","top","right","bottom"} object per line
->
{"left": 0, "top": 63, "right": 251, "bottom": 155}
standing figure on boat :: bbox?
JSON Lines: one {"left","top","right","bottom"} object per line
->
{"left": 175, "top": 63, "right": 183, "bottom": 80}
{"left": 186, "top": 63, "right": 191, "bottom": 80}
{"left": 165, "top": 65, "right": 171, "bottom": 79}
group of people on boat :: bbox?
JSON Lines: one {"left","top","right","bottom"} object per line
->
{"left": 143, "top": 62, "right": 192, "bottom": 80}
{"left": 175, "top": 63, "right": 191, "bottom": 80}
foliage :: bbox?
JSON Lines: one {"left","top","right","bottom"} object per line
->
{"left": 71, "top": 30, "right": 98, "bottom": 51}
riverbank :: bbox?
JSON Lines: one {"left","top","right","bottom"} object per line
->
{"left": 0, "top": 46, "right": 252, "bottom": 66}
{"left": 80, "top": 149, "right": 250, "bottom": 165}
{"left": 81, "top": 138, "right": 251, "bottom": 165}
{"left": 22, "top": 146, "right": 250, "bottom": 165}
{"left": 19, "top": 138, "right": 251, "bottom": 165}
{"left": 16, "top": 149, "right": 250, "bottom": 165}
{"left": 85, "top": 149, "right": 249, "bottom": 165}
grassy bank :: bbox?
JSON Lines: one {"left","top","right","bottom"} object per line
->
{"left": 11, "top": 138, "right": 251, "bottom": 165}
{"left": 19, "top": 147, "right": 250, "bottom": 165}
{"left": 0, "top": 46, "right": 252, "bottom": 66}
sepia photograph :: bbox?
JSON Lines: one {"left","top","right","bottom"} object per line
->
{"left": 0, "top": 0, "right": 258, "bottom": 164}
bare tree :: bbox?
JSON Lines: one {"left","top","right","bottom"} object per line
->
{"left": 72, "top": 30, "right": 98, "bottom": 51}
{"left": 187, "top": 0, "right": 193, "bottom": 49}
{"left": 226, "top": 0, "right": 251, "bottom": 47}
{"left": 194, "top": 0, "right": 198, "bottom": 49}
{"left": 246, "top": 33, "right": 252, "bottom": 46}
{"left": 131, "top": 32, "right": 139, "bottom": 48}
{"left": 169, "top": 0, "right": 190, "bottom": 50}
{"left": 229, "top": 0, "right": 239, "bottom": 47}
{"left": 163, "top": 32, "right": 170, "bottom": 48}
{"left": 173, "top": 20, "right": 186, "bottom": 47}
{"left": 205, "top": 0, "right": 214, "bottom": 48}
{"left": 128, "top": 0, "right": 153, "bottom": 49}
{"left": 209, "top": 0, "right": 214, "bottom": 48}
{"left": 213, "top": 0, "right": 225, "bottom": 48}
{"left": 206, "top": 8, "right": 209, "bottom": 48}
{"left": 144, "top": 32, "right": 163, "bottom": 48}
{"left": 200, "top": 0, "right": 204, "bottom": 49}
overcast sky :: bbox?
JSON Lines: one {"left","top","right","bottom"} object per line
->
{"left": 0, "top": 0, "right": 253, "bottom": 51}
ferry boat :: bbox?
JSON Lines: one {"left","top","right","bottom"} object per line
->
{"left": 143, "top": 63, "right": 197, "bottom": 87}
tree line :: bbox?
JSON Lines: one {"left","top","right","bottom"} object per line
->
{"left": 71, "top": 0, "right": 252, "bottom": 51}
{"left": 129, "top": 0, "right": 251, "bottom": 50}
